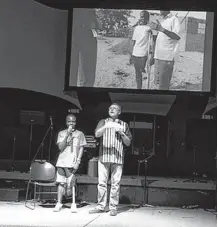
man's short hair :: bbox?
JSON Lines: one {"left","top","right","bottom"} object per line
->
{"left": 110, "top": 103, "right": 122, "bottom": 112}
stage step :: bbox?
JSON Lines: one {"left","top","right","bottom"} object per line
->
{"left": 0, "top": 173, "right": 216, "bottom": 208}
{"left": 37, "top": 183, "right": 216, "bottom": 209}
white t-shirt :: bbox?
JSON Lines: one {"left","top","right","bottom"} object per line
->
{"left": 56, "top": 129, "right": 87, "bottom": 168}
{"left": 132, "top": 25, "right": 151, "bottom": 57}
{"left": 154, "top": 14, "right": 180, "bottom": 61}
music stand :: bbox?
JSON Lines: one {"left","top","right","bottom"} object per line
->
{"left": 20, "top": 110, "right": 45, "bottom": 168}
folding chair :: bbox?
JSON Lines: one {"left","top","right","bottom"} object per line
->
{"left": 25, "top": 161, "right": 57, "bottom": 210}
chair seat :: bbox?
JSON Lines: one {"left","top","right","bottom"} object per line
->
{"left": 34, "top": 181, "right": 56, "bottom": 187}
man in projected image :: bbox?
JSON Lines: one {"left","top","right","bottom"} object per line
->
{"left": 89, "top": 103, "right": 132, "bottom": 216}
{"left": 130, "top": 10, "right": 154, "bottom": 89}
{"left": 150, "top": 10, "right": 180, "bottom": 90}
{"left": 53, "top": 114, "right": 87, "bottom": 212}
{"left": 70, "top": 9, "right": 102, "bottom": 87}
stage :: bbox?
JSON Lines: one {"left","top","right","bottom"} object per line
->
{"left": 0, "top": 169, "right": 216, "bottom": 209}
{"left": 0, "top": 201, "right": 216, "bottom": 227}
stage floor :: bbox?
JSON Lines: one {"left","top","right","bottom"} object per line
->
{"left": 0, "top": 201, "right": 216, "bottom": 227}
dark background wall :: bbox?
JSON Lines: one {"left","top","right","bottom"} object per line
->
{"left": 0, "top": 0, "right": 79, "bottom": 106}
{"left": 0, "top": 0, "right": 216, "bottom": 178}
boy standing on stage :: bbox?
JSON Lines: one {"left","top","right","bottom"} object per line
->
{"left": 54, "top": 114, "right": 87, "bottom": 212}
{"left": 89, "top": 103, "right": 132, "bottom": 216}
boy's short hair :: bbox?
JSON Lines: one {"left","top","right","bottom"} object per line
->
{"left": 66, "top": 113, "right": 76, "bottom": 120}
{"left": 140, "top": 10, "right": 150, "bottom": 22}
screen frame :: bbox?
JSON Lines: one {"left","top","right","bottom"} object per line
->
{"left": 64, "top": 5, "right": 216, "bottom": 96}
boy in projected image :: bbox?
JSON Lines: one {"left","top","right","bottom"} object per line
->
{"left": 53, "top": 114, "right": 87, "bottom": 212}
{"left": 150, "top": 11, "right": 180, "bottom": 90}
{"left": 130, "top": 10, "right": 154, "bottom": 89}
{"left": 70, "top": 9, "right": 102, "bottom": 87}
{"left": 89, "top": 103, "right": 132, "bottom": 216}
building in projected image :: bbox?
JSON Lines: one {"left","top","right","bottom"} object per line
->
{"left": 68, "top": 9, "right": 214, "bottom": 92}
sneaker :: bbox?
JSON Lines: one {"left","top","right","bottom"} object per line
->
{"left": 71, "top": 203, "right": 77, "bottom": 213}
{"left": 110, "top": 210, "right": 117, "bottom": 216}
{"left": 89, "top": 208, "right": 105, "bottom": 214}
{"left": 53, "top": 203, "right": 63, "bottom": 212}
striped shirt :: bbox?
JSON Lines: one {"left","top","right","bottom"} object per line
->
{"left": 96, "top": 118, "right": 132, "bottom": 164}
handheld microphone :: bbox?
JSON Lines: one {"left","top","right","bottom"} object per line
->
{"left": 68, "top": 125, "right": 73, "bottom": 135}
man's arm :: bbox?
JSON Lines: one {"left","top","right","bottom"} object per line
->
{"left": 161, "top": 28, "right": 180, "bottom": 40}
{"left": 150, "top": 18, "right": 180, "bottom": 40}
{"left": 95, "top": 119, "right": 106, "bottom": 138}
{"left": 120, "top": 133, "right": 131, "bottom": 147}
{"left": 118, "top": 124, "right": 132, "bottom": 147}
{"left": 147, "top": 30, "right": 154, "bottom": 54}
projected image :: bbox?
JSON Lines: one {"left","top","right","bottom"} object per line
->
{"left": 69, "top": 9, "right": 213, "bottom": 91}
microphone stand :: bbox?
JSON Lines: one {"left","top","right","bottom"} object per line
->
{"left": 48, "top": 123, "right": 53, "bottom": 162}
{"left": 30, "top": 120, "right": 53, "bottom": 167}
{"left": 140, "top": 153, "right": 155, "bottom": 207}
{"left": 28, "top": 120, "right": 34, "bottom": 169}
{"left": 11, "top": 136, "right": 16, "bottom": 171}
{"left": 132, "top": 151, "right": 155, "bottom": 209}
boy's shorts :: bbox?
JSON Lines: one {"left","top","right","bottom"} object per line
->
{"left": 56, "top": 167, "right": 76, "bottom": 188}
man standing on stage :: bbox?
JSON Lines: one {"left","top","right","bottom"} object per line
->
{"left": 130, "top": 10, "right": 153, "bottom": 89}
{"left": 150, "top": 11, "right": 180, "bottom": 90}
{"left": 89, "top": 103, "right": 132, "bottom": 216}
{"left": 54, "top": 114, "right": 87, "bottom": 212}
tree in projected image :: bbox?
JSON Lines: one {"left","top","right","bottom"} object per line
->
{"left": 96, "top": 9, "right": 133, "bottom": 37}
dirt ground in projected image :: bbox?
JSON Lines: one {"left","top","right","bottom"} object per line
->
{"left": 91, "top": 36, "right": 204, "bottom": 91}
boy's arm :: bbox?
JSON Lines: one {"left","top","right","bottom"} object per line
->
{"left": 57, "top": 131, "right": 70, "bottom": 152}
{"left": 73, "top": 133, "right": 87, "bottom": 172}
{"left": 76, "top": 133, "right": 87, "bottom": 163}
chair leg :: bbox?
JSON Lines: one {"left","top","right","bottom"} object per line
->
{"left": 33, "top": 183, "right": 37, "bottom": 210}
{"left": 37, "top": 185, "right": 41, "bottom": 202}
{"left": 25, "top": 181, "right": 30, "bottom": 208}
